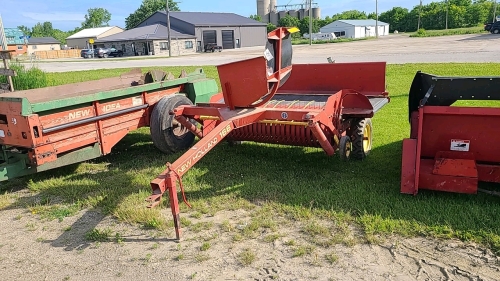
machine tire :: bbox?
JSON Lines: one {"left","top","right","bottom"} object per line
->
{"left": 103, "top": 54, "right": 108, "bottom": 58}
{"left": 339, "top": 136, "right": 352, "bottom": 161}
{"left": 349, "top": 118, "right": 373, "bottom": 160}
{"left": 150, "top": 95, "right": 196, "bottom": 154}
{"left": 493, "top": 28, "right": 500, "bottom": 34}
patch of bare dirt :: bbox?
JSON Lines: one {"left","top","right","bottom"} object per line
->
{"left": 0, "top": 197, "right": 499, "bottom": 281}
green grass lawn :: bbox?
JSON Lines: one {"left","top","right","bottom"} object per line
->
{"left": 2, "top": 63, "right": 500, "bottom": 253}
{"left": 409, "top": 26, "right": 488, "bottom": 37}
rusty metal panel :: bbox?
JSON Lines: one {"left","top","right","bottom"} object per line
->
{"left": 5, "top": 72, "right": 143, "bottom": 104}
{"left": 0, "top": 115, "right": 34, "bottom": 148}
{"left": 39, "top": 106, "right": 97, "bottom": 130}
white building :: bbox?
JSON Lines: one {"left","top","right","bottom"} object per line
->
{"left": 320, "top": 20, "right": 390, "bottom": 39}
{"left": 66, "top": 26, "right": 124, "bottom": 49}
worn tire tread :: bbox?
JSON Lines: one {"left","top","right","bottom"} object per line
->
{"left": 350, "top": 118, "right": 372, "bottom": 160}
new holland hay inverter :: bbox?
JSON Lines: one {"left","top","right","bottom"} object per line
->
{"left": 401, "top": 71, "right": 500, "bottom": 196}
{"left": 146, "top": 27, "right": 391, "bottom": 239}
{"left": 0, "top": 68, "right": 219, "bottom": 181}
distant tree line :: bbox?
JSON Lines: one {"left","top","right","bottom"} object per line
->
{"left": 16, "top": 0, "right": 180, "bottom": 45}
{"left": 252, "top": 0, "right": 496, "bottom": 34}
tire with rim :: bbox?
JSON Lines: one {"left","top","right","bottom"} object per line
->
{"left": 103, "top": 53, "right": 108, "bottom": 58}
{"left": 339, "top": 135, "right": 352, "bottom": 161}
{"left": 493, "top": 29, "right": 500, "bottom": 34}
{"left": 150, "top": 94, "right": 196, "bottom": 154}
{"left": 348, "top": 118, "right": 373, "bottom": 160}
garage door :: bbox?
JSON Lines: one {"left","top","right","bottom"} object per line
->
{"left": 221, "top": 30, "right": 234, "bottom": 49}
{"left": 202, "top": 30, "right": 217, "bottom": 47}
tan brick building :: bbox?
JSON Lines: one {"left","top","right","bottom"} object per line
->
{"left": 27, "top": 37, "right": 61, "bottom": 54}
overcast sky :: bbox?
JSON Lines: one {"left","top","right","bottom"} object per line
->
{"left": 1, "top": 0, "right": 418, "bottom": 31}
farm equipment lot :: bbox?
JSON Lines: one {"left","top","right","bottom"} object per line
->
{"left": 1, "top": 63, "right": 500, "bottom": 280}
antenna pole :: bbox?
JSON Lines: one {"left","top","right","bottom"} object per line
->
{"left": 166, "top": 0, "right": 172, "bottom": 57}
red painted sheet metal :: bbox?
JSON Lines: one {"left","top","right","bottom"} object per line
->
{"left": 217, "top": 57, "right": 269, "bottom": 109}
{"left": 477, "top": 164, "right": 500, "bottom": 183}
{"left": 432, "top": 158, "right": 478, "bottom": 178}
{"left": 401, "top": 138, "right": 417, "bottom": 195}
{"left": 277, "top": 62, "right": 387, "bottom": 96}
{"left": 419, "top": 106, "right": 500, "bottom": 163}
{"left": 418, "top": 159, "right": 478, "bottom": 194}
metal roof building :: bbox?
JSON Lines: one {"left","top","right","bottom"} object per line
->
{"left": 136, "top": 11, "right": 267, "bottom": 51}
{"left": 28, "top": 37, "right": 61, "bottom": 45}
{"left": 66, "top": 26, "right": 124, "bottom": 49}
{"left": 320, "top": 20, "right": 390, "bottom": 39}
{"left": 95, "top": 24, "right": 197, "bottom": 57}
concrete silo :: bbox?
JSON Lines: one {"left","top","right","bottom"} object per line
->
{"left": 278, "top": 10, "right": 288, "bottom": 20}
{"left": 269, "top": 0, "right": 277, "bottom": 24}
{"left": 288, "top": 9, "right": 298, "bottom": 19}
{"left": 312, "top": 7, "right": 321, "bottom": 19}
{"left": 257, "top": 0, "right": 271, "bottom": 23}
{"left": 298, "top": 8, "right": 306, "bottom": 20}
{"left": 269, "top": 11, "right": 279, "bottom": 25}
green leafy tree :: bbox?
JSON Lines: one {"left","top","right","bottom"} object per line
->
{"left": 379, "top": 7, "right": 410, "bottom": 32}
{"left": 367, "top": 12, "right": 378, "bottom": 20}
{"left": 17, "top": 25, "right": 31, "bottom": 36}
{"left": 278, "top": 15, "right": 300, "bottom": 28}
{"left": 250, "top": 14, "right": 262, "bottom": 22}
{"left": 465, "top": 2, "right": 489, "bottom": 25}
{"left": 125, "top": 0, "right": 180, "bottom": 29}
{"left": 298, "top": 17, "right": 320, "bottom": 35}
{"left": 31, "top": 22, "right": 55, "bottom": 37}
{"left": 82, "top": 8, "right": 112, "bottom": 28}
{"left": 331, "top": 10, "right": 368, "bottom": 21}
{"left": 267, "top": 23, "right": 277, "bottom": 33}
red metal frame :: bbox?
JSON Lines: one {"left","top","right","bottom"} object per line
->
{"left": 401, "top": 105, "right": 500, "bottom": 195}
{"left": 147, "top": 28, "right": 389, "bottom": 239}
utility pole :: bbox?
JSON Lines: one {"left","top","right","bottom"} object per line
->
{"left": 417, "top": 0, "right": 423, "bottom": 30}
{"left": 166, "top": 0, "right": 172, "bottom": 57}
{"left": 445, "top": 0, "right": 448, "bottom": 29}
{"left": 309, "top": 0, "right": 312, "bottom": 45}
{"left": 375, "top": 0, "right": 379, "bottom": 38}
{"left": 493, "top": 0, "right": 498, "bottom": 23}
{"left": 0, "top": 14, "right": 7, "bottom": 51}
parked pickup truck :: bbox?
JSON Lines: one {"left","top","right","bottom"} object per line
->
{"left": 489, "top": 21, "right": 500, "bottom": 34}
{"left": 204, "top": 43, "right": 222, "bottom": 52}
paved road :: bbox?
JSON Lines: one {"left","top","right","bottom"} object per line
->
{"left": 37, "top": 34, "right": 500, "bottom": 73}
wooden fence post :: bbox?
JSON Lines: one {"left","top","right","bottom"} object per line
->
{"left": 0, "top": 50, "right": 16, "bottom": 93}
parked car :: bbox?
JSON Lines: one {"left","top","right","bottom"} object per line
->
{"left": 204, "top": 43, "right": 222, "bottom": 52}
{"left": 108, "top": 48, "right": 124, "bottom": 57}
{"left": 80, "top": 49, "right": 93, "bottom": 58}
{"left": 93, "top": 47, "right": 124, "bottom": 58}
